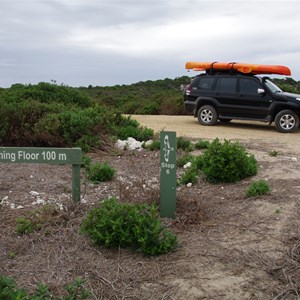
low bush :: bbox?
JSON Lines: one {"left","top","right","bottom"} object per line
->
{"left": 16, "top": 217, "right": 33, "bottom": 235}
{"left": 0, "top": 276, "right": 90, "bottom": 299}
{"left": 87, "top": 161, "right": 116, "bottom": 183}
{"left": 246, "top": 180, "right": 271, "bottom": 197}
{"left": 114, "top": 115, "right": 154, "bottom": 141}
{"left": 179, "top": 167, "right": 197, "bottom": 185}
{"left": 144, "top": 140, "right": 160, "bottom": 151}
{"left": 194, "top": 139, "right": 210, "bottom": 150}
{"left": 177, "top": 153, "right": 194, "bottom": 168}
{"left": 81, "top": 198, "right": 178, "bottom": 256}
{"left": 198, "top": 138, "right": 258, "bottom": 183}
{"left": 177, "top": 136, "right": 193, "bottom": 152}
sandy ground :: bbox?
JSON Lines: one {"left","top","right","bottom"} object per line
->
{"left": 131, "top": 115, "right": 300, "bottom": 154}
{"left": 1, "top": 115, "right": 300, "bottom": 299}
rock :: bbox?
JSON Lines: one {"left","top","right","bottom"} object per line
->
{"left": 186, "top": 182, "right": 192, "bottom": 187}
{"left": 30, "top": 191, "right": 40, "bottom": 196}
{"left": 183, "top": 162, "right": 192, "bottom": 169}
{"left": 115, "top": 137, "right": 144, "bottom": 150}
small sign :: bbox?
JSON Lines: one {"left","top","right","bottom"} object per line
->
{"left": 160, "top": 131, "right": 177, "bottom": 218}
{"left": 0, "top": 147, "right": 82, "bottom": 164}
{"left": 0, "top": 147, "right": 82, "bottom": 203}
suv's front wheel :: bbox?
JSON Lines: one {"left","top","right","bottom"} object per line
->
{"left": 274, "top": 110, "right": 299, "bottom": 133}
{"left": 197, "top": 105, "right": 218, "bottom": 126}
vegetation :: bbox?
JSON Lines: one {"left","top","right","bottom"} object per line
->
{"left": 194, "top": 139, "right": 211, "bottom": 150}
{"left": 16, "top": 217, "right": 33, "bottom": 235}
{"left": 143, "top": 139, "right": 160, "bottom": 151}
{"left": 246, "top": 180, "right": 271, "bottom": 197}
{"left": 177, "top": 136, "right": 193, "bottom": 152}
{"left": 87, "top": 161, "right": 116, "bottom": 183}
{"left": 0, "top": 276, "right": 90, "bottom": 299}
{"left": 178, "top": 138, "right": 258, "bottom": 184}
{"left": 198, "top": 139, "right": 258, "bottom": 183}
{"left": 269, "top": 150, "right": 280, "bottom": 157}
{"left": 81, "top": 198, "right": 178, "bottom": 256}
{"left": 80, "top": 76, "right": 192, "bottom": 115}
{"left": 0, "top": 83, "right": 154, "bottom": 150}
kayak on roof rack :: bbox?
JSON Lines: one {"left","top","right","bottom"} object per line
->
{"left": 185, "top": 61, "right": 291, "bottom": 76}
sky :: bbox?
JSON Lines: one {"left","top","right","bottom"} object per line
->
{"left": 0, "top": 0, "right": 299, "bottom": 88}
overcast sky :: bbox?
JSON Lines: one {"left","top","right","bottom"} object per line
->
{"left": 0, "top": 0, "right": 299, "bottom": 88}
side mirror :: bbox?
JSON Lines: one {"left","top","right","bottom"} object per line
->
{"left": 258, "top": 88, "right": 265, "bottom": 96}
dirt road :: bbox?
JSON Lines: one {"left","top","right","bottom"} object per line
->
{"left": 131, "top": 115, "right": 300, "bottom": 154}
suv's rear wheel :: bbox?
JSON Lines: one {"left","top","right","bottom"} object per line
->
{"left": 275, "top": 110, "right": 299, "bottom": 133}
{"left": 197, "top": 105, "right": 218, "bottom": 126}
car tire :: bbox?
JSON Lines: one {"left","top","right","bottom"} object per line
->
{"left": 274, "top": 110, "right": 299, "bottom": 133}
{"left": 197, "top": 105, "right": 218, "bottom": 126}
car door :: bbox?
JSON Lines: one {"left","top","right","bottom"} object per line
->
{"left": 237, "top": 77, "right": 272, "bottom": 118}
{"left": 214, "top": 76, "right": 238, "bottom": 116}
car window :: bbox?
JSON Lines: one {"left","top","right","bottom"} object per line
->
{"left": 239, "top": 78, "right": 261, "bottom": 94}
{"left": 197, "top": 77, "right": 214, "bottom": 90}
{"left": 216, "top": 78, "right": 237, "bottom": 93}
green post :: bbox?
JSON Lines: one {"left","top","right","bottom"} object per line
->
{"left": 72, "top": 164, "right": 81, "bottom": 203}
{"left": 160, "top": 131, "right": 177, "bottom": 219}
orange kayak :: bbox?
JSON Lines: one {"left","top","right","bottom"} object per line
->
{"left": 185, "top": 61, "right": 291, "bottom": 76}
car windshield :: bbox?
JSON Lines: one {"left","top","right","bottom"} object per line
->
{"left": 264, "top": 79, "right": 282, "bottom": 93}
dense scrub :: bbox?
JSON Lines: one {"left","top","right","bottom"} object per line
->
{"left": 80, "top": 76, "right": 192, "bottom": 115}
{"left": 0, "top": 83, "right": 153, "bottom": 150}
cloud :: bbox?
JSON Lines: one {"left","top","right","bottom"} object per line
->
{"left": 0, "top": 0, "right": 300, "bottom": 87}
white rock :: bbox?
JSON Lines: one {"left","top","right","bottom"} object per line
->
{"left": 30, "top": 191, "right": 40, "bottom": 196}
{"left": 10, "top": 203, "right": 15, "bottom": 209}
{"left": 115, "top": 137, "right": 143, "bottom": 150}
{"left": 183, "top": 162, "right": 192, "bottom": 169}
{"left": 127, "top": 137, "right": 143, "bottom": 150}
{"left": 115, "top": 139, "right": 127, "bottom": 150}
{"left": 1, "top": 196, "right": 9, "bottom": 204}
{"left": 36, "top": 198, "right": 45, "bottom": 205}
{"left": 144, "top": 140, "right": 153, "bottom": 147}
{"left": 16, "top": 205, "right": 24, "bottom": 209}
{"left": 186, "top": 182, "right": 192, "bottom": 188}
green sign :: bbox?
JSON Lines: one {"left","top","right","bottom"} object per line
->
{"left": 0, "top": 147, "right": 82, "bottom": 203}
{"left": 160, "top": 131, "right": 177, "bottom": 219}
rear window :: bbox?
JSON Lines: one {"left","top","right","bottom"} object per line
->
{"left": 192, "top": 77, "right": 214, "bottom": 90}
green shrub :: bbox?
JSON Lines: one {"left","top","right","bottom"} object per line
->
{"left": 144, "top": 140, "right": 160, "bottom": 151}
{"left": 177, "top": 136, "right": 193, "bottom": 151}
{"left": 194, "top": 139, "right": 210, "bottom": 149}
{"left": 116, "top": 125, "right": 154, "bottom": 141}
{"left": 75, "top": 135, "right": 101, "bottom": 152}
{"left": 179, "top": 167, "right": 197, "bottom": 185}
{"left": 81, "top": 155, "right": 92, "bottom": 169}
{"left": 0, "top": 276, "right": 90, "bottom": 299}
{"left": 199, "top": 138, "right": 258, "bottom": 183}
{"left": 81, "top": 198, "right": 177, "bottom": 256}
{"left": 177, "top": 153, "right": 194, "bottom": 168}
{"left": 193, "top": 155, "right": 205, "bottom": 171}
{"left": 16, "top": 217, "right": 33, "bottom": 235}
{"left": 246, "top": 180, "right": 271, "bottom": 197}
{"left": 269, "top": 150, "right": 279, "bottom": 157}
{"left": 87, "top": 161, "right": 116, "bottom": 183}
{"left": 140, "top": 102, "right": 160, "bottom": 115}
